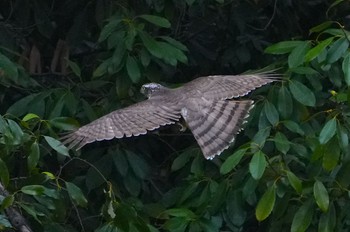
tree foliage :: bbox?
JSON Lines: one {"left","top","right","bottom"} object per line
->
{"left": 1, "top": 0, "right": 350, "bottom": 231}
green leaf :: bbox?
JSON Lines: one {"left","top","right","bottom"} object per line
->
{"left": 28, "top": 142, "right": 40, "bottom": 171}
{"left": 264, "top": 41, "right": 305, "bottom": 54}
{"left": 264, "top": 100, "right": 279, "bottom": 126}
{"left": 342, "top": 52, "right": 350, "bottom": 86}
{"left": 319, "top": 118, "right": 337, "bottom": 144}
{"left": 278, "top": 86, "right": 293, "bottom": 118}
{"left": 21, "top": 185, "right": 45, "bottom": 195}
{"left": 66, "top": 60, "right": 81, "bottom": 78}
{"left": 283, "top": 120, "right": 305, "bottom": 135}
{"left": 112, "top": 152, "right": 129, "bottom": 176}
{"left": 138, "top": 15, "right": 171, "bottom": 28}
{"left": 220, "top": 149, "right": 247, "bottom": 174}
{"left": 163, "top": 217, "right": 189, "bottom": 231}
{"left": 0, "top": 53, "right": 18, "bottom": 80}
{"left": 309, "top": 21, "right": 333, "bottom": 33}
{"left": 305, "top": 37, "right": 334, "bottom": 62}
{"left": 0, "top": 195, "right": 14, "bottom": 210}
{"left": 286, "top": 171, "right": 302, "bottom": 194}
{"left": 160, "top": 36, "right": 188, "bottom": 51}
{"left": 49, "top": 117, "right": 79, "bottom": 130}
{"left": 44, "top": 136, "right": 69, "bottom": 157}
{"left": 323, "top": 138, "right": 340, "bottom": 171}
{"left": 139, "top": 31, "right": 163, "bottom": 58}
{"left": 6, "top": 94, "right": 36, "bottom": 116}
{"left": 22, "top": 113, "right": 40, "bottom": 122}
{"left": 171, "top": 149, "right": 192, "bottom": 171}
{"left": 0, "top": 215, "right": 12, "bottom": 228}
{"left": 125, "top": 26, "right": 137, "bottom": 50}
{"left": 289, "top": 80, "right": 316, "bottom": 106}
{"left": 98, "top": 19, "right": 122, "bottom": 42}
{"left": 93, "top": 58, "right": 110, "bottom": 77}
{"left": 291, "top": 200, "right": 314, "bottom": 232}
{"left": 274, "top": 132, "right": 290, "bottom": 154}
{"left": 318, "top": 203, "right": 336, "bottom": 232}
{"left": 0, "top": 158, "right": 9, "bottom": 187}
{"left": 165, "top": 208, "right": 196, "bottom": 219}
{"left": 327, "top": 37, "right": 349, "bottom": 64}
{"left": 313, "top": 180, "right": 329, "bottom": 212}
{"left": 126, "top": 55, "right": 141, "bottom": 83}
{"left": 65, "top": 182, "right": 88, "bottom": 207}
{"left": 249, "top": 151, "right": 267, "bottom": 180}
{"left": 288, "top": 41, "right": 310, "bottom": 68}
{"left": 126, "top": 151, "right": 150, "bottom": 179}
{"left": 255, "top": 184, "right": 276, "bottom": 221}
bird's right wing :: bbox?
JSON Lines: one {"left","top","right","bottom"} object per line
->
{"left": 61, "top": 99, "right": 181, "bottom": 150}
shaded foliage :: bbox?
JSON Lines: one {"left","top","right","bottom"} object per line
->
{"left": 1, "top": 0, "right": 350, "bottom": 231}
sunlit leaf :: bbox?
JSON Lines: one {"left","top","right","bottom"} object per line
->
{"left": 255, "top": 184, "right": 276, "bottom": 221}
{"left": 313, "top": 180, "right": 329, "bottom": 212}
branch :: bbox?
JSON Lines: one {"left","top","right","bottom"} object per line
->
{"left": 0, "top": 182, "right": 33, "bottom": 232}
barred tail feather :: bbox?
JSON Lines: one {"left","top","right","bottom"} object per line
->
{"left": 182, "top": 100, "right": 253, "bottom": 159}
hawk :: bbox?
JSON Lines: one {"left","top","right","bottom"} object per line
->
{"left": 62, "top": 73, "right": 278, "bottom": 159}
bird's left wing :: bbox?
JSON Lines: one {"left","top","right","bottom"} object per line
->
{"left": 61, "top": 99, "right": 181, "bottom": 150}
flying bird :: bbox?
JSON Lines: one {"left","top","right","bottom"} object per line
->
{"left": 62, "top": 73, "right": 278, "bottom": 159}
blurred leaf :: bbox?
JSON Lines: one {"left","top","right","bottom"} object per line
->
{"left": 319, "top": 118, "right": 336, "bottom": 144}
{"left": 323, "top": 138, "right": 340, "bottom": 171}
{"left": 6, "top": 94, "right": 37, "bottom": 116}
{"left": 309, "top": 21, "right": 333, "bottom": 33}
{"left": 165, "top": 208, "right": 196, "bottom": 219}
{"left": 21, "top": 185, "right": 45, "bottom": 195}
{"left": 125, "top": 26, "right": 137, "bottom": 50}
{"left": 291, "top": 200, "right": 314, "bottom": 232}
{"left": 318, "top": 203, "right": 336, "bottom": 232}
{"left": 305, "top": 37, "right": 334, "bottom": 62}
{"left": 289, "top": 80, "right": 316, "bottom": 106}
{"left": 0, "top": 215, "right": 12, "bottom": 228}
{"left": 139, "top": 15, "right": 171, "bottom": 28}
{"left": 28, "top": 142, "right": 40, "bottom": 171}
{"left": 264, "top": 100, "right": 279, "bottom": 126}
{"left": 342, "top": 53, "right": 350, "bottom": 86}
{"left": 313, "top": 180, "right": 329, "bottom": 212}
{"left": 66, "top": 60, "right": 81, "bottom": 78}
{"left": 160, "top": 36, "right": 188, "bottom": 51}
{"left": 220, "top": 149, "right": 247, "bottom": 174}
{"left": 65, "top": 182, "right": 88, "bottom": 207}
{"left": 265, "top": 41, "right": 305, "bottom": 54}
{"left": 286, "top": 171, "right": 302, "bottom": 194}
{"left": 171, "top": 149, "right": 192, "bottom": 171}
{"left": 249, "top": 151, "right": 267, "bottom": 180}
{"left": 0, "top": 158, "right": 9, "bottom": 187}
{"left": 274, "top": 132, "right": 290, "bottom": 154}
{"left": 49, "top": 117, "right": 79, "bottom": 130}
{"left": 327, "top": 37, "right": 349, "bottom": 64}
{"left": 0, "top": 195, "right": 14, "bottom": 210}
{"left": 140, "top": 48, "right": 151, "bottom": 67}
{"left": 99, "top": 19, "right": 122, "bottom": 42}
{"left": 124, "top": 172, "right": 141, "bottom": 196}
{"left": 126, "top": 151, "right": 150, "bottom": 179}
{"left": 288, "top": 41, "right": 310, "bottom": 68}
{"left": 93, "top": 58, "right": 110, "bottom": 77}
{"left": 255, "top": 184, "right": 276, "bottom": 221}
{"left": 22, "top": 113, "right": 40, "bottom": 122}
{"left": 163, "top": 217, "right": 188, "bottom": 231}
{"left": 126, "top": 55, "right": 141, "bottom": 83}
{"left": 113, "top": 151, "right": 129, "bottom": 176}
{"left": 0, "top": 52, "right": 18, "bottom": 80}
{"left": 44, "top": 136, "right": 69, "bottom": 157}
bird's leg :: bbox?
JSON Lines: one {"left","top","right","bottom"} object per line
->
{"left": 176, "top": 120, "right": 187, "bottom": 132}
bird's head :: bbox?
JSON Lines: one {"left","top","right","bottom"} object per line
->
{"left": 140, "top": 83, "right": 166, "bottom": 98}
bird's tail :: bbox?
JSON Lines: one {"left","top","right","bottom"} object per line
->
{"left": 182, "top": 99, "right": 253, "bottom": 159}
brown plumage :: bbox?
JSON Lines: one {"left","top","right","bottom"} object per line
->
{"left": 61, "top": 73, "right": 278, "bottom": 159}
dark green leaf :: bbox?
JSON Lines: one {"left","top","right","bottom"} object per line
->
{"left": 65, "top": 182, "right": 88, "bottom": 207}
{"left": 318, "top": 203, "right": 336, "bottom": 232}
{"left": 126, "top": 55, "right": 141, "bottom": 83}
{"left": 255, "top": 184, "right": 276, "bottom": 221}
{"left": 309, "top": 21, "right": 333, "bottom": 33}
{"left": 319, "top": 118, "right": 337, "bottom": 144}
{"left": 289, "top": 80, "right": 316, "bottom": 106}
{"left": 44, "top": 136, "right": 69, "bottom": 157}
{"left": 112, "top": 151, "right": 129, "bottom": 176}
{"left": 139, "top": 15, "right": 171, "bottom": 28}
{"left": 163, "top": 217, "right": 189, "bottom": 231}
{"left": 286, "top": 171, "right": 302, "bottom": 194}
{"left": 274, "top": 132, "right": 290, "bottom": 154}
{"left": 160, "top": 36, "right": 188, "bottom": 51}
{"left": 264, "top": 100, "right": 279, "bottom": 126}
{"left": 323, "top": 138, "right": 340, "bottom": 171}
{"left": 28, "top": 142, "right": 40, "bottom": 171}
{"left": 249, "top": 151, "right": 267, "bottom": 180}
{"left": 288, "top": 41, "right": 310, "bottom": 68}
{"left": 125, "top": 27, "right": 137, "bottom": 50}
{"left": 21, "top": 185, "right": 45, "bottom": 195}
{"left": 220, "top": 149, "right": 247, "bottom": 174}
{"left": 165, "top": 208, "right": 196, "bottom": 219}
{"left": 171, "top": 149, "right": 192, "bottom": 171}
{"left": 0, "top": 195, "right": 14, "bottom": 210}
{"left": 66, "top": 60, "right": 81, "bottom": 77}
{"left": 278, "top": 86, "right": 293, "bottom": 118}
{"left": 342, "top": 52, "right": 350, "bottom": 86}
{"left": 313, "top": 180, "right": 329, "bottom": 212}
{"left": 98, "top": 19, "right": 122, "bottom": 42}
{"left": 126, "top": 151, "right": 150, "bottom": 179}
{"left": 327, "top": 37, "right": 349, "bottom": 64}
{"left": 0, "top": 158, "right": 9, "bottom": 187}
{"left": 49, "top": 117, "right": 79, "bottom": 130}
{"left": 0, "top": 53, "right": 18, "bottom": 80}
{"left": 291, "top": 200, "right": 314, "bottom": 232}
{"left": 283, "top": 120, "right": 305, "bottom": 135}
